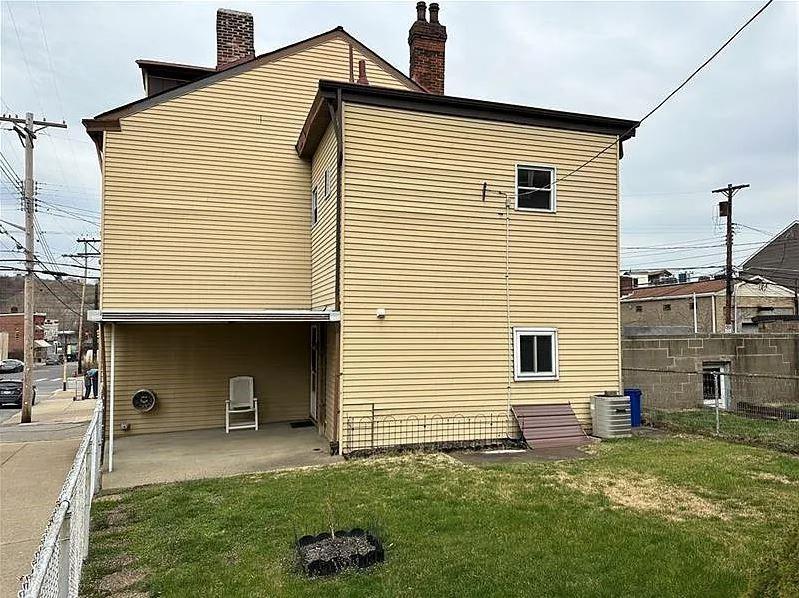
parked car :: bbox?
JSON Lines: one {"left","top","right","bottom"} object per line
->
{"left": 0, "top": 380, "right": 36, "bottom": 408}
{"left": 45, "top": 355, "right": 59, "bottom": 366}
{"left": 0, "top": 359, "right": 24, "bottom": 373}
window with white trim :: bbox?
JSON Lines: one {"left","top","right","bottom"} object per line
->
{"left": 513, "top": 327, "right": 558, "bottom": 380}
{"left": 516, "top": 165, "right": 555, "bottom": 211}
{"left": 311, "top": 186, "right": 318, "bottom": 226}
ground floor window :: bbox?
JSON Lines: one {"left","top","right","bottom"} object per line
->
{"left": 513, "top": 327, "right": 558, "bottom": 381}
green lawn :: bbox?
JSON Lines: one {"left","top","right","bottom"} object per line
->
{"left": 650, "top": 408, "right": 799, "bottom": 454}
{"left": 82, "top": 436, "right": 799, "bottom": 598}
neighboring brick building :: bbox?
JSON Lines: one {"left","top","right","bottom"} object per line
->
{"left": 622, "top": 334, "right": 799, "bottom": 410}
{"left": 0, "top": 312, "right": 47, "bottom": 360}
{"left": 621, "top": 277, "right": 797, "bottom": 335}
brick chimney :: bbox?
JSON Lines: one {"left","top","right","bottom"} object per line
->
{"left": 408, "top": 2, "right": 447, "bottom": 94}
{"left": 216, "top": 8, "right": 255, "bottom": 70}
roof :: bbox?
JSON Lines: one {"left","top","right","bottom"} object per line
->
{"left": 740, "top": 221, "right": 799, "bottom": 290}
{"left": 84, "top": 27, "right": 423, "bottom": 130}
{"left": 623, "top": 279, "right": 727, "bottom": 300}
{"left": 297, "top": 80, "right": 640, "bottom": 159}
{"left": 87, "top": 309, "right": 341, "bottom": 324}
{"left": 623, "top": 269, "right": 673, "bottom": 276}
{"left": 135, "top": 59, "right": 215, "bottom": 89}
{"left": 34, "top": 339, "right": 51, "bottom": 348}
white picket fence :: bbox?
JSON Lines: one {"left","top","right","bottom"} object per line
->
{"left": 17, "top": 400, "right": 104, "bottom": 598}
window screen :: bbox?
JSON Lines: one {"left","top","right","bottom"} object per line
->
{"left": 517, "top": 166, "right": 555, "bottom": 211}
{"left": 514, "top": 328, "right": 557, "bottom": 380}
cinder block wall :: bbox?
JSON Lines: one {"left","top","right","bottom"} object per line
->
{"left": 621, "top": 334, "right": 799, "bottom": 409}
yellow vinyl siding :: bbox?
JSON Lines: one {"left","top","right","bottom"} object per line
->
{"left": 324, "top": 323, "right": 340, "bottom": 441}
{"left": 109, "top": 323, "right": 310, "bottom": 435}
{"left": 310, "top": 125, "right": 338, "bottom": 309}
{"left": 101, "top": 36, "right": 409, "bottom": 309}
{"left": 340, "top": 104, "right": 620, "bottom": 434}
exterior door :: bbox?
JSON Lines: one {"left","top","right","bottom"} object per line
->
{"left": 310, "top": 325, "right": 319, "bottom": 420}
{"left": 702, "top": 362, "right": 730, "bottom": 409}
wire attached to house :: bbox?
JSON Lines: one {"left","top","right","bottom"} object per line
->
{"left": 550, "top": 0, "right": 774, "bottom": 188}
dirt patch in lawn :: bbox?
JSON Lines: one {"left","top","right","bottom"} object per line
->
{"left": 106, "top": 506, "right": 130, "bottom": 527}
{"left": 94, "top": 493, "right": 124, "bottom": 504}
{"left": 96, "top": 569, "right": 146, "bottom": 594}
{"left": 548, "top": 470, "right": 754, "bottom": 521}
{"left": 749, "top": 471, "right": 797, "bottom": 485}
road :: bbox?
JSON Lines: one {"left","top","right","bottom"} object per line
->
{"left": 0, "top": 363, "right": 73, "bottom": 424}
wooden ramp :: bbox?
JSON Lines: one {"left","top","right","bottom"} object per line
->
{"left": 511, "top": 404, "right": 589, "bottom": 449}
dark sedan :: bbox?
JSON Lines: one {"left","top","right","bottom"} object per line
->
{"left": 0, "top": 359, "right": 24, "bottom": 373}
{"left": 0, "top": 380, "right": 36, "bottom": 408}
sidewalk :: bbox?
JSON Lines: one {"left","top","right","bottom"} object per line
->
{"left": 0, "top": 392, "right": 96, "bottom": 597}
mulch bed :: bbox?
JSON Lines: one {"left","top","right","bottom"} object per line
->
{"left": 297, "top": 529, "right": 384, "bottom": 576}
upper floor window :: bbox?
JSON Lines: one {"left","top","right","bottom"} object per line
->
{"left": 513, "top": 327, "right": 558, "bottom": 381}
{"left": 516, "top": 165, "right": 556, "bottom": 212}
{"left": 311, "top": 186, "right": 318, "bottom": 226}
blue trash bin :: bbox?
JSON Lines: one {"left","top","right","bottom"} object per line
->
{"left": 624, "top": 388, "right": 642, "bottom": 427}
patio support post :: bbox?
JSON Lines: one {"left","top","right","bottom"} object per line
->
{"left": 109, "top": 323, "right": 115, "bottom": 472}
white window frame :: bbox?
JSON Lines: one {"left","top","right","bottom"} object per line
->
{"left": 513, "top": 327, "right": 559, "bottom": 381}
{"left": 311, "top": 186, "right": 318, "bottom": 226}
{"left": 515, "top": 163, "right": 557, "bottom": 213}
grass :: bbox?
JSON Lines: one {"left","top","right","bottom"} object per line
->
{"left": 650, "top": 408, "right": 799, "bottom": 454}
{"left": 81, "top": 436, "right": 799, "bottom": 598}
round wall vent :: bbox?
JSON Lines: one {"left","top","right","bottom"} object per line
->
{"left": 132, "top": 389, "right": 157, "bottom": 413}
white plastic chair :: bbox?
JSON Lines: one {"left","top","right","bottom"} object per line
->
{"left": 226, "top": 376, "right": 259, "bottom": 433}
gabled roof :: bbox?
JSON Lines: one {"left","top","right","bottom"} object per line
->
{"left": 297, "top": 80, "right": 640, "bottom": 159}
{"left": 85, "top": 27, "right": 423, "bottom": 127}
{"left": 741, "top": 221, "right": 799, "bottom": 268}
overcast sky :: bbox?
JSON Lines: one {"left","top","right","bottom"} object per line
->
{"left": 1, "top": 1, "right": 797, "bottom": 278}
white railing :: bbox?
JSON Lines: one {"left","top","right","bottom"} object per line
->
{"left": 18, "top": 400, "right": 104, "bottom": 598}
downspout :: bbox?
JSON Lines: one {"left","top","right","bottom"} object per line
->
{"left": 692, "top": 293, "right": 698, "bottom": 333}
{"left": 505, "top": 196, "right": 512, "bottom": 420}
{"left": 328, "top": 91, "right": 344, "bottom": 312}
{"left": 711, "top": 295, "right": 717, "bottom": 333}
{"left": 109, "top": 323, "right": 115, "bottom": 473}
{"left": 327, "top": 91, "right": 344, "bottom": 454}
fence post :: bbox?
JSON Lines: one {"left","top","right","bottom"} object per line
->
{"left": 83, "top": 445, "right": 92, "bottom": 560}
{"left": 370, "top": 403, "right": 375, "bottom": 450}
{"left": 713, "top": 372, "right": 721, "bottom": 436}
{"left": 56, "top": 507, "right": 71, "bottom": 598}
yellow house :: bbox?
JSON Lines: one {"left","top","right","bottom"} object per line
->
{"left": 84, "top": 5, "right": 638, "bottom": 463}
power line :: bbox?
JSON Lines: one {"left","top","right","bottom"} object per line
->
{"left": 553, "top": 0, "right": 774, "bottom": 187}
{"left": 34, "top": 273, "right": 80, "bottom": 316}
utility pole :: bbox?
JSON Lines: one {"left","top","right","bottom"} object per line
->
{"left": 712, "top": 183, "right": 749, "bottom": 333}
{"left": 0, "top": 112, "right": 67, "bottom": 422}
{"left": 64, "top": 239, "right": 100, "bottom": 375}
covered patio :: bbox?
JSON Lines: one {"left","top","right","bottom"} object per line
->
{"left": 103, "top": 423, "right": 342, "bottom": 490}
{"left": 88, "top": 309, "right": 342, "bottom": 476}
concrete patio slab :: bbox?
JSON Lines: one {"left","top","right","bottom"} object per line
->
{"left": 104, "top": 424, "right": 342, "bottom": 490}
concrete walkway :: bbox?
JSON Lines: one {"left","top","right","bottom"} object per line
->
{"left": 0, "top": 393, "right": 96, "bottom": 597}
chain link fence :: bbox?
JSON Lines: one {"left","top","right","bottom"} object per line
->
{"left": 623, "top": 367, "right": 799, "bottom": 454}
{"left": 17, "top": 400, "right": 104, "bottom": 598}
